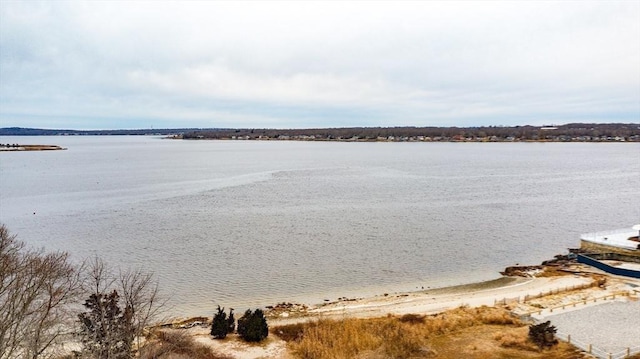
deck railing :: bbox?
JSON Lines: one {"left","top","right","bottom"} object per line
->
{"left": 580, "top": 228, "right": 637, "bottom": 240}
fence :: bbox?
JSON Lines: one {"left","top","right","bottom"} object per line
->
{"left": 522, "top": 291, "right": 630, "bottom": 316}
{"left": 557, "top": 330, "right": 640, "bottom": 359}
{"left": 492, "top": 281, "right": 598, "bottom": 306}
{"left": 531, "top": 317, "right": 640, "bottom": 359}
{"left": 526, "top": 291, "right": 639, "bottom": 359}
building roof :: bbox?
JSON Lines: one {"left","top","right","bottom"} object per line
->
{"left": 580, "top": 225, "right": 640, "bottom": 251}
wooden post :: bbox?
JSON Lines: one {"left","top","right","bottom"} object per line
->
{"left": 567, "top": 334, "right": 570, "bottom": 343}
{"left": 627, "top": 348, "right": 631, "bottom": 356}
{"left": 587, "top": 344, "right": 591, "bottom": 353}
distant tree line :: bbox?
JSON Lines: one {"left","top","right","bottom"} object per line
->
{"left": 181, "top": 123, "right": 640, "bottom": 141}
{"left": 3, "top": 123, "right": 639, "bottom": 141}
{"left": 0, "top": 127, "right": 204, "bottom": 136}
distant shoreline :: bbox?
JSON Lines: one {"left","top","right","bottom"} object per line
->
{"left": 2, "top": 123, "right": 639, "bottom": 142}
{"left": 176, "top": 136, "right": 637, "bottom": 143}
{"left": 0, "top": 144, "right": 66, "bottom": 151}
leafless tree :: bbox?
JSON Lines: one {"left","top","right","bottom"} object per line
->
{"left": 0, "top": 224, "right": 82, "bottom": 359}
{"left": 77, "top": 258, "right": 166, "bottom": 358}
{"left": 117, "top": 266, "right": 164, "bottom": 353}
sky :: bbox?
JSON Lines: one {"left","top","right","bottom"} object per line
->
{"left": 0, "top": 1, "right": 639, "bottom": 130}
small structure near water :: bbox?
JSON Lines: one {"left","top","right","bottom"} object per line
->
{"left": 580, "top": 224, "right": 640, "bottom": 256}
{"left": 579, "top": 224, "right": 640, "bottom": 279}
{"left": 577, "top": 252, "right": 640, "bottom": 279}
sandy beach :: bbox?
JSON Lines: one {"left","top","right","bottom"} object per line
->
{"left": 169, "top": 264, "right": 640, "bottom": 359}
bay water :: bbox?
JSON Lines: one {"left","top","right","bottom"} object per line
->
{"left": 1, "top": 136, "right": 638, "bottom": 316}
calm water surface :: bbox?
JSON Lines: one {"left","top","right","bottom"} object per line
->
{"left": 1, "top": 136, "right": 639, "bottom": 316}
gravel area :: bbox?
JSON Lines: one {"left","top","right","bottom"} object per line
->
{"left": 541, "top": 300, "right": 640, "bottom": 353}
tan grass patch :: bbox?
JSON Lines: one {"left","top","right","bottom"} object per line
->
{"left": 275, "top": 306, "right": 587, "bottom": 359}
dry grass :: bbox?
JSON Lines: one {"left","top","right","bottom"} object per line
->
{"left": 431, "top": 325, "right": 586, "bottom": 359}
{"left": 139, "top": 329, "right": 233, "bottom": 359}
{"left": 274, "top": 306, "right": 587, "bottom": 359}
{"left": 493, "top": 330, "right": 538, "bottom": 351}
{"left": 275, "top": 306, "right": 520, "bottom": 359}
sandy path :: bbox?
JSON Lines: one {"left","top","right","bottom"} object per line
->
{"left": 314, "top": 275, "right": 591, "bottom": 316}
{"left": 268, "top": 275, "right": 593, "bottom": 325}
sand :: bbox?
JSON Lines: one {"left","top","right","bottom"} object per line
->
{"left": 188, "top": 273, "right": 597, "bottom": 359}
{"left": 284, "top": 275, "right": 593, "bottom": 321}
{"left": 167, "top": 266, "right": 640, "bottom": 359}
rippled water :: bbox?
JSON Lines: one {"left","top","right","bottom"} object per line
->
{"left": 1, "top": 136, "right": 639, "bottom": 316}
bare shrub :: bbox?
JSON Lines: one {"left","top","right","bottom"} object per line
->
{"left": 0, "top": 224, "right": 82, "bottom": 359}
{"left": 476, "top": 307, "right": 520, "bottom": 325}
{"left": 378, "top": 320, "right": 430, "bottom": 358}
{"left": 139, "top": 330, "right": 232, "bottom": 359}
{"left": 273, "top": 322, "right": 306, "bottom": 342}
{"left": 493, "top": 331, "right": 538, "bottom": 351}
{"left": 398, "top": 313, "right": 426, "bottom": 324}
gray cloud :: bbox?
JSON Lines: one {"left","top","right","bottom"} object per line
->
{"left": 1, "top": 1, "right": 638, "bottom": 129}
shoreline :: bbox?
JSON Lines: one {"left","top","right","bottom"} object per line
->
{"left": 267, "top": 274, "right": 592, "bottom": 323}
{"left": 0, "top": 144, "right": 66, "bottom": 151}
{"left": 166, "top": 266, "right": 640, "bottom": 358}
{"left": 170, "top": 270, "right": 599, "bottom": 326}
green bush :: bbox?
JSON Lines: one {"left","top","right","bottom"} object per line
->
{"left": 211, "top": 306, "right": 235, "bottom": 339}
{"left": 78, "top": 290, "right": 134, "bottom": 358}
{"left": 237, "top": 309, "right": 268, "bottom": 342}
{"left": 227, "top": 309, "right": 235, "bottom": 334}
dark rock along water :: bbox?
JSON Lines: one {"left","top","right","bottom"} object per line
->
{"left": 1, "top": 136, "right": 638, "bottom": 316}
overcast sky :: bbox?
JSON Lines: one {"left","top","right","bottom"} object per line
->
{"left": 1, "top": 1, "right": 639, "bottom": 130}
